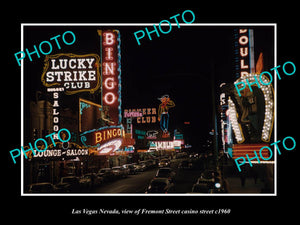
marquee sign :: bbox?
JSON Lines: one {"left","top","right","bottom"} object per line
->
{"left": 80, "top": 125, "right": 124, "bottom": 148}
{"left": 149, "top": 141, "right": 174, "bottom": 151}
{"left": 123, "top": 108, "right": 157, "bottom": 124}
{"left": 234, "top": 28, "right": 253, "bottom": 79}
{"left": 99, "top": 30, "right": 122, "bottom": 125}
{"left": 41, "top": 53, "right": 101, "bottom": 95}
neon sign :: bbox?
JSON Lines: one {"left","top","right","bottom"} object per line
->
{"left": 124, "top": 108, "right": 157, "bottom": 124}
{"left": 99, "top": 30, "right": 122, "bottom": 125}
{"left": 41, "top": 53, "right": 101, "bottom": 95}
{"left": 97, "top": 138, "right": 123, "bottom": 155}
{"left": 80, "top": 125, "right": 124, "bottom": 148}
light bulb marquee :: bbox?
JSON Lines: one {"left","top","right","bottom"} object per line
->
{"left": 233, "top": 73, "right": 274, "bottom": 142}
{"left": 229, "top": 28, "right": 274, "bottom": 144}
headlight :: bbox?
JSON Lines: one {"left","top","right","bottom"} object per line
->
{"left": 215, "top": 182, "right": 221, "bottom": 188}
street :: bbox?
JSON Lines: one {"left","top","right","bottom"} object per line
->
{"left": 90, "top": 159, "right": 201, "bottom": 194}
{"left": 88, "top": 158, "right": 271, "bottom": 194}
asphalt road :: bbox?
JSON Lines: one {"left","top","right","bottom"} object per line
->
{"left": 83, "top": 157, "right": 268, "bottom": 194}
{"left": 90, "top": 159, "right": 202, "bottom": 194}
{"left": 91, "top": 168, "right": 158, "bottom": 193}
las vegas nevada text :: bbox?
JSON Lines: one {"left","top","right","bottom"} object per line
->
{"left": 17, "top": 17, "right": 291, "bottom": 195}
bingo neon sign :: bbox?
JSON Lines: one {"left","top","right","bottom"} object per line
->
{"left": 98, "top": 30, "right": 122, "bottom": 125}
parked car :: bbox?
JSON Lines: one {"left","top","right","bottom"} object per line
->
{"left": 146, "top": 159, "right": 156, "bottom": 168}
{"left": 194, "top": 169, "right": 226, "bottom": 193}
{"left": 119, "top": 166, "right": 129, "bottom": 178}
{"left": 155, "top": 167, "right": 176, "bottom": 183}
{"left": 80, "top": 173, "right": 102, "bottom": 188}
{"left": 158, "top": 159, "right": 170, "bottom": 167}
{"left": 55, "top": 176, "right": 80, "bottom": 192}
{"left": 145, "top": 178, "right": 175, "bottom": 193}
{"left": 79, "top": 174, "right": 92, "bottom": 188}
{"left": 111, "top": 166, "right": 123, "bottom": 178}
{"left": 138, "top": 161, "right": 148, "bottom": 171}
{"left": 123, "top": 164, "right": 137, "bottom": 175}
{"left": 132, "top": 163, "right": 144, "bottom": 172}
{"left": 178, "top": 160, "right": 192, "bottom": 169}
{"left": 98, "top": 168, "right": 115, "bottom": 182}
{"left": 94, "top": 174, "right": 104, "bottom": 186}
{"left": 28, "top": 182, "right": 57, "bottom": 193}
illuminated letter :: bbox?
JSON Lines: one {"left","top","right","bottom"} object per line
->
{"left": 95, "top": 132, "right": 102, "bottom": 144}
{"left": 107, "top": 130, "right": 112, "bottom": 139}
{"left": 14, "top": 51, "right": 26, "bottom": 66}
{"left": 104, "top": 32, "right": 115, "bottom": 45}
{"left": 282, "top": 61, "right": 296, "bottom": 76}
{"left": 104, "top": 77, "right": 115, "bottom": 89}
{"left": 240, "top": 59, "right": 249, "bottom": 69}
{"left": 134, "top": 30, "right": 145, "bottom": 46}
{"left": 103, "top": 62, "right": 116, "bottom": 75}
{"left": 239, "top": 36, "right": 248, "bottom": 45}
{"left": 69, "top": 59, "right": 76, "bottom": 69}
{"left": 234, "top": 81, "right": 246, "bottom": 97}
{"left": 240, "top": 47, "right": 248, "bottom": 57}
{"left": 88, "top": 71, "right": 96, "bottom": 81}
{"left": 53, "top": 125, "right": 59, "bottom": 132}
{"left": 86, "top": 58, "right": 95, "bottom": 69}
{"left": 105, "top": 47, "right": 113, "bottom": 60}
{"left": 241, "top": 71, "right": 249, "bottom": 77}
{"left": 51, "top": 59, "right": 60, "bottom": 70}
{"left": 46, "top": 71, "right": 54, "bottom": 82}
{"left": 104, "top": 92, "right": 116, "bottom": 105}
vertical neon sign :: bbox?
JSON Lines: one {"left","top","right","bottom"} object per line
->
{"left": 98, "top": 30, "right": 122, "bottom": 125}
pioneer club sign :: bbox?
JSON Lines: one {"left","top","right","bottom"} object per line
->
{"left": 41, "top": 53, "right": 101, "bottom": 95}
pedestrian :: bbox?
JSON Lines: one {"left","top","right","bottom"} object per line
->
{"left": 239, "top": 170, "right": 246, "bottom": 187}
{"left": 250, "top": 167, "right": 258, "bottom": 184}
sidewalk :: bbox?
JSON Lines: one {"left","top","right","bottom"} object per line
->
{"left": 225, "top": 176, "right": 264, "bottom": 193}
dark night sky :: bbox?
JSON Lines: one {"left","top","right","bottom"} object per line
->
{"left": 23, "top": 25, "right": 274, "bottom": 150}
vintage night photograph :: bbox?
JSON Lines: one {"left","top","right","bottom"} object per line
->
{"left": 20, "top": 24, "right": 276, "bottom": 195}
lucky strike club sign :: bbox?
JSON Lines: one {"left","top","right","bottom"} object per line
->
{"left": 41, "top": 53, "right": 101, "bottom": 95}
